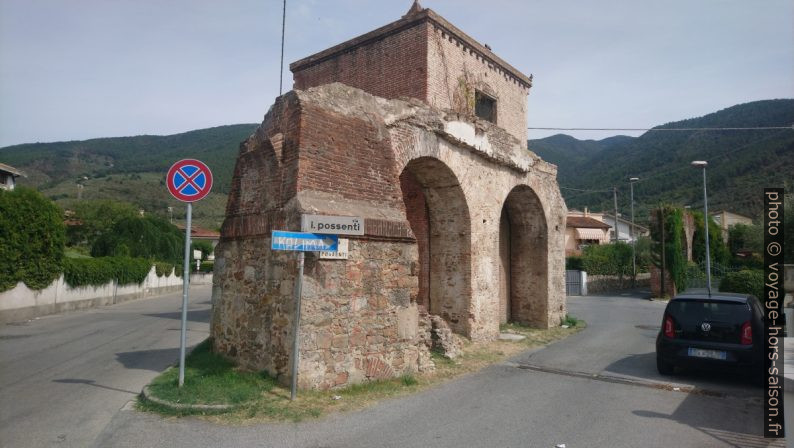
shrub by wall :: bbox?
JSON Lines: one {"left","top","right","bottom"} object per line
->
{"left": 91, "top": 216, "right": 183, "bottom": 264}
{"left": 154, "top": 261, "right": 175, "bottom": 277}
{"left": 720, "top": 269, "right": 764, "bottom": 299}
{"left": 565, "top": 256, "right": 584, "bottom": 271}
{"left": 63, "top": 257, "right": 152, "bottom": 287}
{"left": 0, "top": 187, "right": 65, "bottom": 291}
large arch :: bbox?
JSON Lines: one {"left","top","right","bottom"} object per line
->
{"left": 400, "top": 156, "right": 472, "bottom": 335}
{"left": 498, "top": 184, "right": 549, "bottom": 327}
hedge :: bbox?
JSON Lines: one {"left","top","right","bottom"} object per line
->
{"left": 199, "top": 261, "right": 214, "bottom": 273}
{"left": 154, "top": 261, "right": 175, "bottom": 277}
{"left": 0, "top": 188, "right": 65, "bottom": 291}
{"left": 565, "top": 256, "right": 584, "bottom": 271}
{"left": 63, "top": 256, "right": 152, "bottom": 287}
{"left": 91, "top": 216, "right": 184, "bottom": 264}
{"left": 720, "top": 269, "right": 764, "bottom": 300}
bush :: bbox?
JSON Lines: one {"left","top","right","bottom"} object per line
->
{"left": 0, "top": 188, "right": 65, "bottom": 291}
{"left": 91, "top": 216, "right": 183, "bottom": 264}
{"left": 565, "top": 256, "right": 584, "bottom": 271}
{"left": 191, "top": 240, "right": 214, "bottom": 261}
{"left": 720, "top": 269, "right": 764, "bottom": 299}
{"left": 581, "top": 242, "right": 633, "bottom": 278}
{"left": 63, "top": 256, "right": 152, "bottom": 287}
{"left": 198, "top": 261, "right": 214, "bottom": 273}
{"left": 154, "top": 261, "right": 175, "bottom": 277}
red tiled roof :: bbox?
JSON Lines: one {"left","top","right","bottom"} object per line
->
{"left": 566, "top": 216, "right": 611, "bottom": 229}
{"left": 176, "top": 224, "right": 220, "bottom": 238}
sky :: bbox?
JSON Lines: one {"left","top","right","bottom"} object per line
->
{"left": 1, "top": 0, "right": 792, "bottom": 147}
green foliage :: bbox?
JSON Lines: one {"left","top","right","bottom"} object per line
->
{"left": 581, "top": 242, "right": 633, "bottom": 277}
{"left": 691, "top": 211, "right": 731, "bottom": 266}
{"left": 565, "top": 256, "right": 584, "bottom": 271}
{"left": 728, "top": 223, "right": 763, "bottom": 255}
{"left": 67, "top": 199, "right": 139, "bottom": 247}
{"left": 650, "top": 205, "right": 687, "bottom": 292}
{"left": 154, "top": 261, "right": 175, "bottom": 277}
{"left": 720, "top": 269, "right": 764, "bottom": 299}
{"left": 634, "top": 235, "right": 653, "bottom": 273}
{"left": 63, "top": 256, "right": 151, "bottom": 287}
{"left": 191, "top": 240, "right": 214, "bottom": 261}
{"left": 530, "top": 99, "right": 794, "bottom": 222}
{"left": 91, "top": 216, "right": 184, "bottom": 264}
{"left": 0, "top": 187, "right": 65, "bottom": 291}
{"left": 198, "top": 261, "right": 214, "bottom": 273}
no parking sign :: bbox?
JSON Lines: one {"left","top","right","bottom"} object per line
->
{"left": 166, "top": 158, "right": 213, "bottom": 388}
{"left": 166, "top": 159, "right": 213, "bottom": 202}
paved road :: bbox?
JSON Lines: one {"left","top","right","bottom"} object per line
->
{"left": 90, "top": 292, "right": 789, "bottom": 448}
{"left": 0, "top": 286, "right": 211, "bottom": 448}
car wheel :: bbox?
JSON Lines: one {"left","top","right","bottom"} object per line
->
{"left": 657, "top": 354, "right": 674, "bottom": 375}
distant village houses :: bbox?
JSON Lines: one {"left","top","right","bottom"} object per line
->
{"left": 0, "top": 163, "right": 26, "bottom": 191}
{"left": 565, "top": 208, "right": 649, "bottom": 256}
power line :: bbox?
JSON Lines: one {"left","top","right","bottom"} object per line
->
{"left": 529, "top": 126, "right": 792, "bottom": 132}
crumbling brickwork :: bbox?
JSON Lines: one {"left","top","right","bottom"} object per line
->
{"left": 213, "top": 3, "right": 563, "bottom": 391}
{"left": 212, "top": 83, "right": 566, "bottom": 389}
{"left": 290, "top": 4, "right": 532, "bottom": 143}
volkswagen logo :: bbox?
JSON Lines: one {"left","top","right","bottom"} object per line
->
{"left": 701, "top": 322, "right": 711, "bottom": 332}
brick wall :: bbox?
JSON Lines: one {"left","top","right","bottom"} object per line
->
{"left": 400, "top": 170, "right": 430, "bottom": 308}
{"left": 293, "top": 22, "right": 429, "bottom": 103}
{"left": 427, "top": 24, "right": 530, "bottom": 143}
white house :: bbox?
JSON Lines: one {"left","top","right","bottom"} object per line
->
{"left": 0, "top": 163, "right": 25, "bottom": 191}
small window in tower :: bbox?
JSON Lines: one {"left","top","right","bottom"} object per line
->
{"left": 475, "top": 91, "right": 496, "bottom": 123}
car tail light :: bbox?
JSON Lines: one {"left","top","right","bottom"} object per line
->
{"left": 741, "top": 321, "right": 752, "bottom": 345}
{"left": 664, "top": 315, "right": 675, "bottom": 338}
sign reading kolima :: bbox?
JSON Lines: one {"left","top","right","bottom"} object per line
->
{"left": 301, "top": 214, "right": 364, "bottom": 235}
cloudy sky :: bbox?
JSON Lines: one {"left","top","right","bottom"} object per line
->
{"left": 1, "top": 0, "right": 792, "bottom": 147}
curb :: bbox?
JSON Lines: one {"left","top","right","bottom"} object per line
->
{"left": 140, "top": 385, "right": 238, "bottom": 412}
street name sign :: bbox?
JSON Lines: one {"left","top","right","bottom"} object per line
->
{"left": 271, "top": 230, "right": 338, "bottom": 252}
{"left": 320, "top": 238, "right": 349, "bottom": 260}
{"left": 301, "top": 214, "right": 364, "bottom": 235}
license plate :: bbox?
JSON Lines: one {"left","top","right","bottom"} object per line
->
{"left": 687, "top": 348, "right": 727, "bottom": 360}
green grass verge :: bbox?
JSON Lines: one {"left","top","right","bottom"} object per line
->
{"left": 141, "top": 317, "right": 585, "bottom": 422}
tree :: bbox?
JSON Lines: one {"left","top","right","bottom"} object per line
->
{"left": 650, "top": 205, "right": 687, "bottom": 292}
{"left": 91, "top": 216, "right": 183, "bottom": 263}
{"left": 67, "top": 199, "right": 139, "bottom": 247}
{"left": 728, "top": 223, "right": 763, "bottom": 254}
{"left": 691, "top": 211, "right": 731, "bottom": 267}
{"left": 0, "top": 188, "right": 65, "bottom": 291}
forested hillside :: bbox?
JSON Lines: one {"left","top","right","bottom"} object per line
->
{"left": 530, "top": 99, "right": 794, "bottom": 223}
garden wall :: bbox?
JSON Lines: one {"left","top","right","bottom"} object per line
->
{"left": 0, "top": 268, "right": 212, "bottom": 324}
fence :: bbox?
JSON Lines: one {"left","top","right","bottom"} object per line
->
{"left": 565, "top": 270, "right": 650, "bottom": 296}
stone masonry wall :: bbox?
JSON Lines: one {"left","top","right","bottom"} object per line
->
{"left": 213, "top": 83, "right": 566, "bottom": 389}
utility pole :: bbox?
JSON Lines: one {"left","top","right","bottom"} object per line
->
{"left": 629, "top": 177, "right": 639, "bottom": 286}
{"left": 692, "top": 161, "right": 712, "bottom": 295}
{"left": 612, "top": 186, "right": 619, "bottom": 242}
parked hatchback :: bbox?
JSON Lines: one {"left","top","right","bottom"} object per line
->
{"left": 656, "top": 292, "right": 764, "bottom": 380}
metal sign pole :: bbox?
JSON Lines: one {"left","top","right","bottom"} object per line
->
{"left": 290, "top": 251, "right": 305, "bottom": 400}
{"left": 178, "top": 202, "right": 192, "bottom": 387}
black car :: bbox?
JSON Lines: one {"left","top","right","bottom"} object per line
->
{"left": 656, "top": 292, "right": 765, "bottom": 379}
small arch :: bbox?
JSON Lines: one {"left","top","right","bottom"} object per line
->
{"left": 400, "top": 157, "right": 472, "bottom": 335}
{"left": 498, "top": 184, "right": 549, "bottom": 327}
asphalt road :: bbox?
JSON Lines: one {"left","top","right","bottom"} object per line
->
{"left": 0, "top": 285, "right": 211, "bottom": 448}
{"left": 88, "top": 291, "right": 789, "bottom": 448}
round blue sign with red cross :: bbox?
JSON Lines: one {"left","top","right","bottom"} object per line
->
{"left": 166, "top": 159, "right": 213, "bottom": 203}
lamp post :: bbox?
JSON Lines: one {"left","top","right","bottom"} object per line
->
{"left": 691, "top": 161, "right": 711, "bottom": 295}
{"left": 629, "top": 177, "right": 639, "bottom": 285}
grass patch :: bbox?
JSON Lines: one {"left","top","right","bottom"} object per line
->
{"left": 141, "top": 318, "right": 585, "bottom": 423}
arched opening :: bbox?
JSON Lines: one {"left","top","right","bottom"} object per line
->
{"left": 400, "top": 157, "right": 472, "bottom": 335}
{"left": 498, "top": 185, "right": 548, "bottom": 327}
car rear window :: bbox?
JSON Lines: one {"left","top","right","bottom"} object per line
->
{"left": 667, "top": 299, "right": 750, "bottom": 326}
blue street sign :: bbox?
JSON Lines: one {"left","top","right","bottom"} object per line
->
{"left": 271, "top": 230, "right": 338, "bottom": 252}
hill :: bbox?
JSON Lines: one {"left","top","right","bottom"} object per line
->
{"left": 0, "top": 124, "right": 258, "bottom": 229}
{"left": 529, "top": 99, "right": 794, "bottom": 223}
{"left": 2, "top": 100, "right": 792, "bottom": 230}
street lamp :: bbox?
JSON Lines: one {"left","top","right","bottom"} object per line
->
{"left": 691, "top": 160, "right": 711, "bottom": 295}
{"left": 629, "top": 177, "right": 639, "bottom": 284}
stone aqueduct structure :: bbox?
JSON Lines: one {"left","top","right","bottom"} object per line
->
{"left": 211, "top": 3, "right": 567, "bottom": 389}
